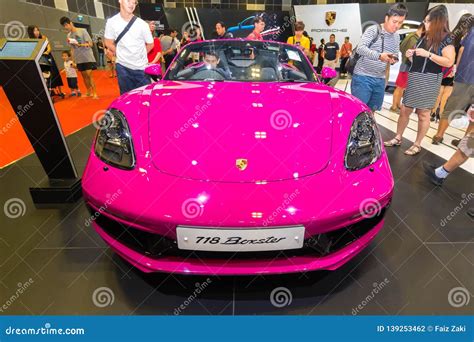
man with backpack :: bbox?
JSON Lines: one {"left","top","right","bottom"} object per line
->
{"left": 104, "top": 0, "right": 154, "bottom": 94}
{"left": 350, "top": 3, "right": 407, "bottom": 111}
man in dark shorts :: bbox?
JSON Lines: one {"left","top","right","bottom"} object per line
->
{"left": 60, "top": 17, "right": 99, "bottom": 99}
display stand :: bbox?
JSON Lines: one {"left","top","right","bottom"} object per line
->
{"left": 0, "top": 38, "right": 81, "bottom": 204}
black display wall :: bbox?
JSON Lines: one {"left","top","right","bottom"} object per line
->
{"left": 165, "top": 8, "right": 293, "bottom": 42}
{"left": 139, "top": 2, "right": 169, "bottom": 30}
{"left": 359, "top": 2, "right": 429, "bottom": 25}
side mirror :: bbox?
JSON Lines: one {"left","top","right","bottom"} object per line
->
{"left": 144, "top": 64, "right": 163, "bottom": 81}
{"left": 321, "top": 66, "right": 337, "bottom": 79}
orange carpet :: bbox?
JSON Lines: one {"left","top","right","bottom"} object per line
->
{"left": 0, "top": 69, "right": 120, "bottom": 168}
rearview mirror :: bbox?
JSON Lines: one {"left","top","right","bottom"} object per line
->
{"left": 144, "top": 64, "right": 163, "bottom": 81}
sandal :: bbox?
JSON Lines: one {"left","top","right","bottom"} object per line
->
{"left": 384, "top": 137, "right": 402, "bottom": 147}
{"left": 404, "top": 145, "right": 422, "bottom": 156}
{"left": 431, "top": 136, "right": 443, "bottom": 145}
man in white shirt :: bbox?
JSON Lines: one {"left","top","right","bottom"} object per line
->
{"left": 104, "top": 0, "right": 154, "bottom": 94}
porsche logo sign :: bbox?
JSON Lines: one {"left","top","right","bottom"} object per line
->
{"left": 325, "top": 11, "right": 336, "bottom": 26}
{"left": 236, "top": 158, "right": 248, "bottom": 171}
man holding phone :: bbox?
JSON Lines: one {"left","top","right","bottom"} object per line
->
{"left": 351, "top": 3, "right": 407, "bottom": 111}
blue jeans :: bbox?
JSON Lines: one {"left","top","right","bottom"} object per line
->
{"left": 116, "top": 63, "right": 151, "bottom": 95}
{"left": 351, "top": 74, "right": 386, "bottom": 111}
{"left": 98, "top": 52, "right": 105, "bottom": 67}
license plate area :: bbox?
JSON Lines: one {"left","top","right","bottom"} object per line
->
{"left": 176, "top": 225, "right": 305, "bottom": 252}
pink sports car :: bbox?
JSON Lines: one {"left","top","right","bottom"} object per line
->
{"left": 82, "top": 40, "right": 394, "bottom": 275}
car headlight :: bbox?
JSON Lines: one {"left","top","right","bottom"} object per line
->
{"left": 94, "top": 109, "right": 135, "bottom": 169}
{"left": 344, "top": 111, "right": 382, "bottom": 171}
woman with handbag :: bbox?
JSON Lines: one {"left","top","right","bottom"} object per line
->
{"left": 384, "top": 5, "right": 455, "bottom": 156}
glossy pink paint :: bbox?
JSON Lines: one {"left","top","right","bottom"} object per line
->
{"left": 82, "top": 72, "right": 394, "bottom": 275}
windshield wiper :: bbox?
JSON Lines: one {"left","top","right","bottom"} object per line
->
{"left": 203, "top": 78, "right": 226, "bottom": 82}
{"left": 278, "top": 79, "right": 309, "bottom": 83}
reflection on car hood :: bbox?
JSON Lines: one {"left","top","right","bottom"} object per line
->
{"left": 148, "top": 81, "right": 334, "bottom": 183}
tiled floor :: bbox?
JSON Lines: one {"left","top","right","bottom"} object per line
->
{"left": 1, "top": 123, "right": 472, "bottom": 315}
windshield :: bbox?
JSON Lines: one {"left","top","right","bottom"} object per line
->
{"left": 165, "top": 40, "right": 317, "bottom": 83}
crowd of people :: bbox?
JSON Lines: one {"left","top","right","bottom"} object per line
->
{"left": 29, "top": 0, "right": 471, "bottom": 202}
{"left": 349, "top": 3, "right": 472, "bottom": 214}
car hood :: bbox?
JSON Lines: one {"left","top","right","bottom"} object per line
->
{"left": 148, "top": 81, "right": 334, "bottom": 182}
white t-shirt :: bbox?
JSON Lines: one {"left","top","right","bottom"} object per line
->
{"left": 64, "top": 60, "right": 77, "bottom": 78}
{"left": 104, "top": 14, "right": 153, "bottom": 70}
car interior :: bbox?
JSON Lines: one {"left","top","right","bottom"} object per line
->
{"left": 170, "top": 44, "right": 313, "bottom": 82}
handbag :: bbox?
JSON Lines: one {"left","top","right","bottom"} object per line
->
{"left": 345, "top": 24, "right": 381, "bottom": 75}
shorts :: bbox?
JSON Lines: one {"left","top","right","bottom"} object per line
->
{"left": 458, "top": 132, "right": 474, "bottom": 158}
{"left": 323, "top": 59, "right": 337, "bottom": 70}
{"left": 441, "top": 82, "right": 474, "bottom": 120}
{"left": 77, "top": 62, "right": 97, "bottom": 72}
{"left": 441, "top": 77, "right": 454, "bottom": 87}
{"left": 395, "top": 71, "right": 408, "bottom": 88}
{"left": 350, "top": 74, "right": 386, "bottom": 111}
{"left": 67, "top": 77, "right": 78, "bottom": 89}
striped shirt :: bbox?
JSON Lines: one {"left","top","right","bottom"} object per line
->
{"left": 354, "top": 24, "right": 400, "bottom": 79}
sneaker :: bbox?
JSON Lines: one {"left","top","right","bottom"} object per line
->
{"left": 71, "top": 92, "right": 76, "bottom": 97}
{"left": 422, "top": 161, "right": 444, "bottom": 186}
{"left": 77, "top": 91, "right": 82, "bottom": 97}
{"left": 451, "top": 139, "right": 460, "bottom": 147}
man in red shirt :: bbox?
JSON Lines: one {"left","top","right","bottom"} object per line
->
{"left": 147, "top": 21, "right": 162, "bottom": 65}
{"left": 247, "top": 16, "right": 265, "bottom": 41}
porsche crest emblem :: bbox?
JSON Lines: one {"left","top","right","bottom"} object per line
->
{"left": 236, "top": 158, "right": 248, "bottom": 171}
{"left": 325, "top": 11, "right": 336, "bottom": 26}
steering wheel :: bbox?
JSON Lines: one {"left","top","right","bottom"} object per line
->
{"left": 190, "top": 69, "right": 226, "bottom": 80}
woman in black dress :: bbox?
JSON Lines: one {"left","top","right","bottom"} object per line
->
{"left": 28, "top": 25, "right": 65, "bottom": 99}
{"left": 384, "top": 5, "right": 455, "bottom": 156}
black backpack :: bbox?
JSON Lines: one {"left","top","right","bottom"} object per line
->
{"left": 345, "top": 24, "right": 381, "bottom": 74}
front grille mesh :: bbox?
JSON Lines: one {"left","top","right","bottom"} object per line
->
{"left": 88, "top": 205, "right": 386, "bottom": 260}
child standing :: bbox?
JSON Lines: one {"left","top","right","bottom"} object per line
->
{"left": 61, "top": 50, "right": 81, "bottom": 96}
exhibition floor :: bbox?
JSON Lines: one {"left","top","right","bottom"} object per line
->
{"left": 0, "top": 70, "right": 120, "bottom": 168}
{"left": 1, "top": 123, "right": 472, "bottom": 315}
